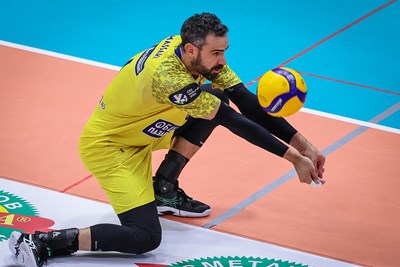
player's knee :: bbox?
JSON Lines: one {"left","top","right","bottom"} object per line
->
{"left": 124, "top": 227, "right": 162, "bottom": 254}
{"left": 136, "top": 233, "right": 161, "bottom": 254}
{"left": 141, "top": 229, "right": 162, "bottom": 253}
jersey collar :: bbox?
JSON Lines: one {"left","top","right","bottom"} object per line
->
{"left": 175, "top": 44, "right": 183, "bottom": 60}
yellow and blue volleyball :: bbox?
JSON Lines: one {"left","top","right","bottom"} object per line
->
{"left": 256, "top": 67, "right": 307, "bottom": 117}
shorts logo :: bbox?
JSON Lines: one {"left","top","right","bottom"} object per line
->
{"left": 142, "top": 119, "right": 179, "bottom": 138}
{"left": 169, "top": 83, "right": 201, "bottom": 105}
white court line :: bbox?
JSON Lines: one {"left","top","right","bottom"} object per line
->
{"left": 0, "top": 40, "right": 121, "bottom": 71}
{"left": 1, "top": 40, "right": 399, "bottom": 135}
{"left": 301, "top": 107, "right": 400, "bottom": 134}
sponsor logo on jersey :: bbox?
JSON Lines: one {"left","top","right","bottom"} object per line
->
{"left": 170, "top": 93, "right": 188, "bottom": 105}
{"left": 142, "top": 119, "right": 179, "bottom": 138}
{"left": 135, "top": 45, "right": 156, "bottom": 75}
{"left": 135, "top": 256, "right": 308, "bottom": 267}
{"left": 169, "top": 83, "right": 201, "bottom": 105}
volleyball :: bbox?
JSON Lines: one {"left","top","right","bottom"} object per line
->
{"left": 256, "top": 67, "right": 307, "bottom": 117}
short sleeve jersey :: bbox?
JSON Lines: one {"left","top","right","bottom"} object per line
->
{"left": 81, "top": 35, "right": 241, "bottom": 147}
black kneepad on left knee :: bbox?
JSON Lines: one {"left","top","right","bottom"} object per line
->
{"left": 118, "top": 203, "right": 162, "bottom": 254}
{"left": 127, "top": 226, "right": 162, "bottom": 254}
{"left": 90, "top": 223, "right": 162, "bottom": 254}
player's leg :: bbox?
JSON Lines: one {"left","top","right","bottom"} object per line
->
{"left": 10, "top": 144, "right": 161, "bottom": 266}
{"left": 153, "top": 84, "right": 229, "bottom": 217}
{"left": 85, "top": 144, "right": 162, "bottom": 254}
{"left": 10, "top": 202, "right": 161, "bottom": 267}
{"left": 89, "top": 201, "right": 162, "bottom": 253}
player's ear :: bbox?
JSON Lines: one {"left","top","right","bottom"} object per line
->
{"left": 184, "top": 43, "right": 198, "bottom": 58}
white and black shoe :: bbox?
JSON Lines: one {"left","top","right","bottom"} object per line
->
{"left": 9, "top": 231, "right": 22, "bottom": 255}
{"left": 155, "top": 181, "right": 211, "bottom": 217}
{"left": 9, "top": 231, "right": 51, "bottom": 267}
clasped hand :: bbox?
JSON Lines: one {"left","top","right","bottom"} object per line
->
{"left": 296, "top": 147, "right": 326, "bottom": 185}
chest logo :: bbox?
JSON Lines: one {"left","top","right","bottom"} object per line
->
{"left": 142, "top": 119, "right": 179, "bottom": 138}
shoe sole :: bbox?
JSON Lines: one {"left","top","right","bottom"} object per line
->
{"left": 9, "top": 231, "right": 22, "bottom": 255}
{"left": 17, "top": 241, "right": 38, "bottom": 267}
{"left": 157, "top": 206, "right": 210, "bottom": 217}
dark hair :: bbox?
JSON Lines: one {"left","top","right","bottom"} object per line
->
{"left": 180, "top": 13, "right": 228, "bottom": 50}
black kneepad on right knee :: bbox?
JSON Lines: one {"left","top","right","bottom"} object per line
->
{"left": 173, "top": 85, "right": 229, "bottom": 147}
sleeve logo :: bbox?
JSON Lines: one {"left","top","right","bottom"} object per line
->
{"left": 169, "top": 83, "right": 201, "bottom": 105}
{"left": 171, "top": 94, "right": 188, "bottom": 105}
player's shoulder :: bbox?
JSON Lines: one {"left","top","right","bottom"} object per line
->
{"left": 211, "top": 65, "right": 242, "bottom": 89}
{"left": 151, "top": 35, "right": 187, "bottom": 75}
{"left": 150, "top": 35, "right": 181, "bottom": 60}
{"left": 128, "top": 35, "right": 181, "bottom": 76}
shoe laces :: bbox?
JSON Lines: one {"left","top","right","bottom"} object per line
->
{"left": 154, "top": 179, "right": 193, "bottom": 204}
{"left": 175, "top": 184, "right": 193, "bottom": 203}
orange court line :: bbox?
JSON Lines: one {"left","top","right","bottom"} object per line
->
{"left": 60, "top": 174, "right": 93, "bottom": 193}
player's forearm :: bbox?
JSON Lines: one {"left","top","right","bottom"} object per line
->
{"left": 211, "top": 101, "right": 289, "bottom": 157}
{"left": 224, "top": 83, "right": 298, "bottom": 144}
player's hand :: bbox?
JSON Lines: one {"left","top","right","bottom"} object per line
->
{"left": 284, "top": 147, "right": 325, "bottom": 185}
{"left": 300, "top": 146, "right": 326, "bottom": 179}
{"left": 289, "top": 133, "right": 326, "bottom": 180}
{"left": 293, "top": 155, "right": 325, "bottom": 185}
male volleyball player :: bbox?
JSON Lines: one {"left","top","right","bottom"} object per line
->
{"left": 9, "top": 12, "right": 325, "bottom": 267}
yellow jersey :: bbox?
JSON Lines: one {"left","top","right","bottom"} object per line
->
{"left": 80, "top": 35, "right": 241, "bottom": 147}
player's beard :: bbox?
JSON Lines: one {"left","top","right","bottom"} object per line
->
{"left": 191, "top": 53, "right": 224, "bottom": 81}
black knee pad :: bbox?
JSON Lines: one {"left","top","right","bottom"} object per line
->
{"left": 118, "top": 201, "right": 162, "bottom": 254}
{"left": 136, "top": 228, "right": 162, "bottom": 253}
{"left": 173, "top": 84, "right": 228, "bottom": 147}
{"left": 90, "top": 202, "right": 162, "bottom": 254}
{"left": 122, "top": 225, "right": 162, "bottom": 254}
{"left": 90, "top": 223, "right": 161, "bottom": 254}
{"left": 175, "top": 118, "right": 218, "bottom": 147}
